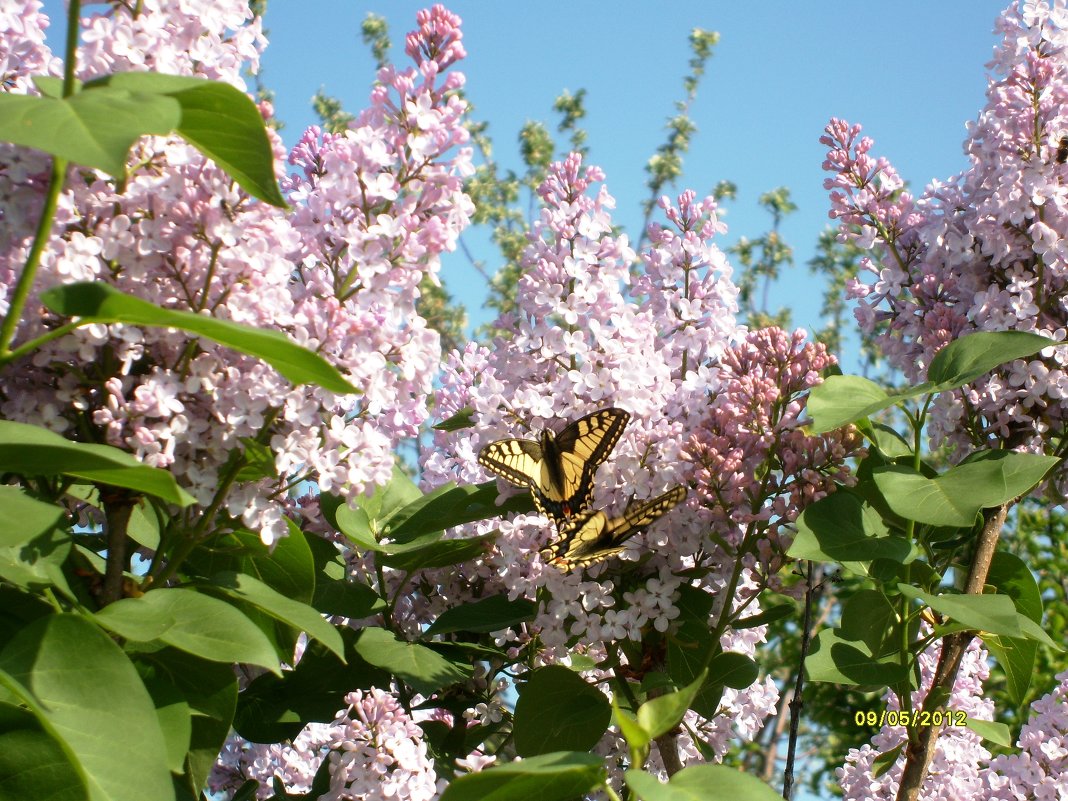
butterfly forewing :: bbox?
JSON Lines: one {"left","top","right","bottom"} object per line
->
{"left": 477, "top": 439, "right": 544, "bottom": 489}
{"left": 542, "top": 485, "right": 687, "bottom": 570}
{"left": 478, "top": 407, "right": 630, "bottom": 526}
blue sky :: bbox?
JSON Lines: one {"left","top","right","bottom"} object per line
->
{"left": 255, "top": 1, "right": 1009, "bottom": 364}
{"left": 40, "top": 1, "right": 1010, "bottom": 365}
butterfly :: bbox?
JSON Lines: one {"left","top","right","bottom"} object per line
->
{"left": 478, "top": 407, "right": 630, "bottom": 526}
{"left": 540, "top": 485, "right": 687, "bottom": 570}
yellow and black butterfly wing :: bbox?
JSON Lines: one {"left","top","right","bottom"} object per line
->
{"left": 542, "top": 485, "right": 687, "bottom": 570}
{"left": 534, "top": 407, "right": 630, "bottom": 523}
{"left": 478, "top": 438, "right": 544, "bottom": 488}
{"left": 478, "top": 437, "right": 563, "bottom": 521}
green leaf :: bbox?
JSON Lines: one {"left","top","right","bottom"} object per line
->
{"left": 513, "top": 665, "right": 611, "bottom": 757}
{"left": 925, "top": 331, "right": 1054, "bottom": 389}
{"left": 95, "top": 588, "right": 281, "bottom": 673}
{"left": 0, "top": 702, "right": 85, "bottom": 801}
{"left": 0, "top": 525, "right": 71, "bottom": 594}
{"left": 807, "top": 332, "right": 1054, "bottom": 434}
{"left": 839, "top": 590, "right": 898, "bottom": 656}
{"left": 87, "top": 72, "right": 286, "bottom": 207}
{"left": 805, "top": 628, "right": 909, "bottom": 686}
{"left": 305, "top": 534, "right": 384, "bottom": 619}
{"left": 0, "top": 614, "right": 173, "bottom": 801}
{"left": 234, "top": 526, "right": 315, "bottom": 606}
{"left": 984, "top": 551, "right": 1043, "bottom": 704}
{"left": 353, "top": 627, "right": 471, "bottom": 695}
{"left": 0, "top": 88, "right": 180, "bottom": 176}
{"left": 872, "top": 743, "right": 904, "bottom": 778}
{"left": 613, "top": 698, "right": 651, "bottom": 751}
{"left": 873, "top": 451, "right": 1060, "bottom": 527}
{"left": 0, "top": 420, "right": 195, "bottom": 506}
{"left": 625, "top": 763, "right": 783, "bottom": 801}
{"left": 40, "top": 282, "right": 356, "bottom": 394}
{"left": 387, "top": 481, "right": 532, "bottom": 542}
{"left": 234, "top": 637, "right": 388, "bottom": 744}
{"left": 637, "top": 669, "right": 708, "bottom": 741}
{"left": 439, "top": 752, "right": 604, "bottom": 801}
{"left": 378, "top": 532, "right": 497, "bottom": 571}
{"left": 789, "top": 491, "right": 911, "bottom": 563}
{"left": 424, "top": 595, "right": 537, "bottom": 636}
{"left": 731, "top": 602, "right": 794, "bottom": 630}
{"left": 204, "top": 572, "right": 343, "bottom": 660}
{"left": 897, "top": 586, "right": 1021, "bottom": 637}
{"left": 139, "top": 673, "right": 192, "bottom": 774}
{"left": 433, "top": 407, "right": 476, "bottom": 432}
{"left": 0, "top": 487, "right": 65, "bottom": 547}
{"left": 708, "top": 651, "right": 759, "bottom": 690}
{"left": 964, "top": 718, "right": 1012, "bottom": 747}
{"left": 807, "top": 374, "right": 891, "bottom": 434}
{"left": 136, "top": 650, "right": 237, "bottom": 798}
{"left": 666, "top": 586, "right": 718, "bottom": 690}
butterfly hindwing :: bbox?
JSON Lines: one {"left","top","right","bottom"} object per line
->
{"left": 542, "top": 485, "right": 687, "bottom": 570}
{"left": 478, "top": 407, "right": 630, "bottom": 525}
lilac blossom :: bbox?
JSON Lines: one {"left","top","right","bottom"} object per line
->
{"left": 210, "top": 688, "right": 439, "bottom": 801}
{"left": 0, "top": 2, "right": 471, "bottom": 545}
{"left": 822, "top": 0, "right": 1068, "bottom": 475}
{"left": 837, "top": 638, "right": 995, "bottom": 801}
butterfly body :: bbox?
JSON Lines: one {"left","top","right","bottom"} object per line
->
{"left": 541, "top": 485, "right": 687, "bottom": 570}
{"left": 478, "top": 407, "right": 629, "bottom": 526}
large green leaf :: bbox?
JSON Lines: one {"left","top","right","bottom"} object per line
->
{"left": 626, "top": 764, "right": 784, "bottom": 801}
{"left": 807, "top": 374, "right": 892, "bottom": 434}
{"left": 924, "top": 331, "right": 1054, "bottom": 389}
{"left": 40, "top": 282, "right": 356, "bottom": 394}
{"left": 0, "top": 88, "right": 179, "bottom": 176}
{"left": 788, "top": 491, "right": 911, "bottom": 563}
{"left": 0, "top": 487, "right": 65, "bottom": 547}
{"left": 513, "top": 666, "right": 611, "bottom": 757}
{"left": 424, "top": 595, "right": 538, "bottom": 636}
{"left": 873, "top": 452, "right": 1059, "bottom": 526}
{"left": 377, "top": 532, "right": 497, "bottom": 571}
{"left": 87, "top": 72, "right": 286, "bottom": 207}
{"left": 439, "top": 752, "right": 604, "bottom": 801}
{"left": 808, "top": 332, "right": 1054, "bottom": 434}
{"left": 0, "top": 702, "right": 85, "bottom": 801}
{"left": 95, "top": 588, "right": 281, "bottom": 673}
{"left": 386, "top": 481, "right": 536, "bottom": 543}
{"left": 984, "top": 551, "right": 1043, "bottom": 705}
{"left": 0, "top": 420, "right": 194, "bottom": 506}
{"left": 136, "top": 649, "right": 237, "bottom": 798}
{"left": 897, "top": 586, "right": 1022, "bottom": 637}
{"left": 0, "top": 614, "right": 173, "bottom": 801}
{"left": 0, "top": 525, "right": 71, "bottom": 595}
{"left": 353, "top": 627, "right": 470, "bottom": 695}
{"left": 805, "top": 628, "right": 909, "bottom": 686}
{"left": 204, "top": 572, "right": 343, "bottom": 660}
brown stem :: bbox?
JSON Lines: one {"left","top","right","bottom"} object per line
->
{"left": 783, "top": 562, "right": 822, "bottom": 800}
{"left": 101, "top": 490, "right": 138, "bottom": 606}
{"left": 894, "top": 502, "right": 1008, "bottom": 801}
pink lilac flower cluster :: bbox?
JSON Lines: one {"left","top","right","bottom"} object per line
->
{"left": 682, "top": 327, "right": 861, "bottom": 580}
{"left": 417, "top": 160, "right": 861, "bottom": 768}
{"left": 822, "top": 0, "right": 1068, "bottom": 468}
{"left": 984, "top": 669, "right": 1068, "bottom": 800}
{"left": 838, "top": 640, "right": 1068, "bottom": 800}
{"left": 0, "top": 2, "right": 471, "bottom": 544}
{"left": 210, "top": 688, "right": 439, "bottom": 801}
{"left": 837, "top": 638, "right": 995, "bottom": 800}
